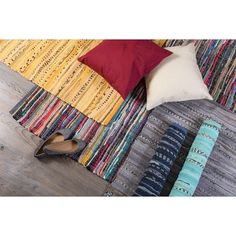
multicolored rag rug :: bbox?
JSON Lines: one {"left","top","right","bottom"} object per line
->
{"left": 1, "top": 40, "right": 235, "bottom": 126}
{"left": 111, "top": 99, "right": 236, "bottom": 196}
{"left": 164, "top": 40, "right": 236, "bottom": 112}
{"left": 10, "top": 82, "right": 150, "bottom": 182}
{"left": 0, "top": 40, "right": 165, "bottom": 125}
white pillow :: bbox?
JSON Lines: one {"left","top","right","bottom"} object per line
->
{"left": 145, "top": 43, "right": 213, "bottom": 110}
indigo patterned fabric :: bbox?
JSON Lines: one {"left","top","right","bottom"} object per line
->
{"left": 134, "top": 123, "right": 187, "bottom": 196}
{"left": 169, "top": 119, "right": 221, "bottom": 196}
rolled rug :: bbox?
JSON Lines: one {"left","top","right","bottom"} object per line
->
{"left": 134, "top": 123, "right": 187, "bottom": 196}
{"left": 169, "top": 119, "right": 221, "bottom": 196}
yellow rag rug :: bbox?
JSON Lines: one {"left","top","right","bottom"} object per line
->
{"left": 0, "top": 39, "right": 166, "bottom": 125}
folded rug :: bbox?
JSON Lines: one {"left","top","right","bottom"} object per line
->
{"left": 134, "top": 123, "right": 187, "bottom": 196}
{"left": 169, "top": 119, "right": 221, "bottom": 196}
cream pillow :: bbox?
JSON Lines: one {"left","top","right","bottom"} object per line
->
{"left": 145, "top": 43, "right": 213, "bottom": 110}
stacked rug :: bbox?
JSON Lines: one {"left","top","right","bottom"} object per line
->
{"left": 0, "top": 40, "right": 121, "bottom": 125}
{"left": 0, "top": 40, "right": 165, "bottom": 125}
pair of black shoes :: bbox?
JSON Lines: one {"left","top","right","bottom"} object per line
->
{"left": 34, "top": 129, "right": 87, "bottom": 161}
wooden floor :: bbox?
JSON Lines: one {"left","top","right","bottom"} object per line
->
{"left": 0, "top": 63, "right": 110, "bottom": 196}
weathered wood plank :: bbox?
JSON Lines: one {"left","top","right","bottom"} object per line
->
{"left": 0, "top": 63, "right": 108, "bottom": 196}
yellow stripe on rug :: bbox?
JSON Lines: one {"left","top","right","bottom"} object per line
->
{"left": 0, "top": 39, "right": 166, "bottom": 125}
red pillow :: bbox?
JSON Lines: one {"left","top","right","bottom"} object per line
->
{"left": 78, "top": 40, "right": 172, "bottom": 99}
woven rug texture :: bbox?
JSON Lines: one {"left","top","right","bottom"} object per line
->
{"left": 7, "top": 39, "right": 236, "bottom": 185}
{"left": 0, "top": 40, "right": 165, "bottom": 125}
{"left": 111, "top": 99, "right": 236, "bottom": 196}
{"left": 10, "top": 82, "right": 150, "bottom": 182}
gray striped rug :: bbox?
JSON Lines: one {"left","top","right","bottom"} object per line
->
{"left": 111, "top": 99, "right": 236, "bottom": 196}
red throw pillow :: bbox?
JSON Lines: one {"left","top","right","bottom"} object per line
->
{"left": 78, "top": 40, "right": 172, "bottom": 99}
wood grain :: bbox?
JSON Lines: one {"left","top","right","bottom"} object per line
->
{"left": 0, "top": 62, "right": 110, "bottom": 196}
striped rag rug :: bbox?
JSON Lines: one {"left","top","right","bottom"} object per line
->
{"left": 134, "top": 123, "right": 187, "bottom": 196}
{"left": 111, "top": 99, "right": 236, "bottom": 196}
{"left": 0, "top": 40, "right": 235, "bottom": 126}
{"left": 0, "top": 40, "right": 165, "bottom": 125}
{"left": 164, "top": 40, "right": 236, "bottom": 112}
{"left": 10, "top": 82, "right": 150, "bottom": 182}
{"left": 169, "top": 119, "right": 221, "bottom": 196}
